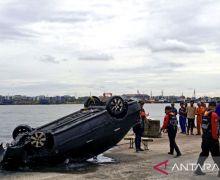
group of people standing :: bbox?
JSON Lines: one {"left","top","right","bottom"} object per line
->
{"left": 173, "top": 101, "right": 214, "bottom": 135}
{"left": 133, "top": 100, "right": 220, "bottom": 176}
{"left": 159, "top": 101, "right": 207, "bottom": 159}
{"left": 162, "top": 101, "right": 220, "bottom": 176}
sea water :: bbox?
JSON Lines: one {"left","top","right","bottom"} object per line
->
{"left": 0, "top": 103, "right": 177, "bottom": 143}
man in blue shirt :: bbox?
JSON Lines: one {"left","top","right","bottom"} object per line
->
{"left": 179, "top": 102, "right": 187, "bottom": 134}
{"left": 216, "top": 101, "right": 220, "bottom": 117}
{"left": 216, "top": 101, "right": 220, "bottom": 147}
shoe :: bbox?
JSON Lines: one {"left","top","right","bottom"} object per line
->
{"left": 194, "top": 169, "right": 206, "bottom": 176}
{"left": 138, "top": 148, "right": 144, "bottom": 151}
{"left": 136, "top": 148, "right": 144, "bottom": 152}
{"left": 186, "top": 133, "right": 189, "bottom": 135}
{"left": 174, "top": 153, "right": 182, "bottom": 158}
{"left": 191, "top": 133, "right": 194, "bottom": 135}
{"left": 168, "top": 152, "right": 173, "bottom": 155}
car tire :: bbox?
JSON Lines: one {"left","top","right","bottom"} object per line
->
{"left": 12, "top": 125, "right": 32, "bottom": 139}
{"left": 84, "top": 96, "right": 102, "bottom": 107}
{"left": 30, "top": 131, "right": 47, "bottom": 148}
{"left": 106, "top": 96, "right": 128, "bottom": 118}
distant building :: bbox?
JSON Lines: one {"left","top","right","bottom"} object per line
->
{"left": 122, "top": 94, "right": 150, "bottom": 101}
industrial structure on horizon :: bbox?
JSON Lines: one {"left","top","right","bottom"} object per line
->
{"left": 0, "top": 89, "right": 219, "bottom": 105}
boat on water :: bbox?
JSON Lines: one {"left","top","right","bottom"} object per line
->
{"left": 0, "top": 96, "right": 140, "bottom": 169}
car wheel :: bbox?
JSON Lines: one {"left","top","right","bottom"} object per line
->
{"left": 30, "top": 131, "right": 47, "bottom": 148}
{"left": 12, "top": 125, "right": 32, "bottom": 139}
{"left": 106, "top": 96, "right": 128, "bottom": 118}
{"left": 84, "top": 96, "right": 102, "bottom": 107}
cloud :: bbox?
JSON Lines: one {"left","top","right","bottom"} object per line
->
{"left": 0, "top": 0, "right": 54, "bottom": 40}
{"left": 136, "top": 38, "right": 205, "bottom": 53}
{"left": 1, "top": 80, "right": 97, "bottom": 96}
{"left": 139, "top": 0, "right": 220, "bottom": 50}
{"left": 0, "top": 22, "right": 38, "bottom": 40}
{"left": 0, "top": 1, "right": 115, "bottom": 40}
{"left": 47, "top": 11, "right": 92, "bottom": 23}
{"left": 109, "top": 60, "right": 184, "bottom": 74}
{"left": 40, "top": 55, "right": 59, "bottom": 64}
{"left": 78, "top": 53, "right": 113, "bottom": 61}
{"left": 1, "top": 0, "right": 220, "bottom": 96}
{"left": 48, "top": 11, "right": 114, "bottom": 23}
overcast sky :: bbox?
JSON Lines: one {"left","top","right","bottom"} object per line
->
{"left": 0, "top": 0, "right": 220, "bottom": 97}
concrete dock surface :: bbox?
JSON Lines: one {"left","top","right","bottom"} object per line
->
{"left": 1, "top": 133, "right": 220, "bottom": 180}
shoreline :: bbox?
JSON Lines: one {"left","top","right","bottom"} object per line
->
{"left": 0, "top": 102, "right": 205, "bottom": 106}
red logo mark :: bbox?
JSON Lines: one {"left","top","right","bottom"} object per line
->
{"left": 153, "top": 160, "right": 169, "bottom": 175}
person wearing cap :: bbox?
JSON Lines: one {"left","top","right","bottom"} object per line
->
{"left": 194, "top": 102, "right": 220, "bottom": 176}
{"left": 179, "top": 102, "right": 187, "bottom": 134}
{"left": 133, "top": 100, "right": 149, "bottom": 152}
{"left": 186, "top": 100, "right": 196, "bottom": 135}
{"left": 161, "top": 106, "right": 181, "bottom": 158}
{"left": 196, "top": 102, "right": 206, "bottom": 135}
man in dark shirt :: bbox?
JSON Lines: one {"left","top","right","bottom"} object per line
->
{"left": 179, "top": 102, "right": 187, "bottom": 134}
{"left": 133, "top": 100, "right": 147, "bottom": 152}
{"left": 161, "top": 106, "right": 181, "bottom": 158}
{"left": 171, "top": 103, "right": 178, "bottom": 116}
{"left": 194, "top": 102, "right": 220, "bottom": 176}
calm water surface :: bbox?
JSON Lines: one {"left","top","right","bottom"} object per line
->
{"left": 0, "top": 103, "right": 179, "bottom": 143}
{"left": 0, "top": 104, "right": 83, "bottom": 143}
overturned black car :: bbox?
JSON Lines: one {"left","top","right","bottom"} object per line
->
{"left": 0, "top": 96, "right": 140, "bottom": 169}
